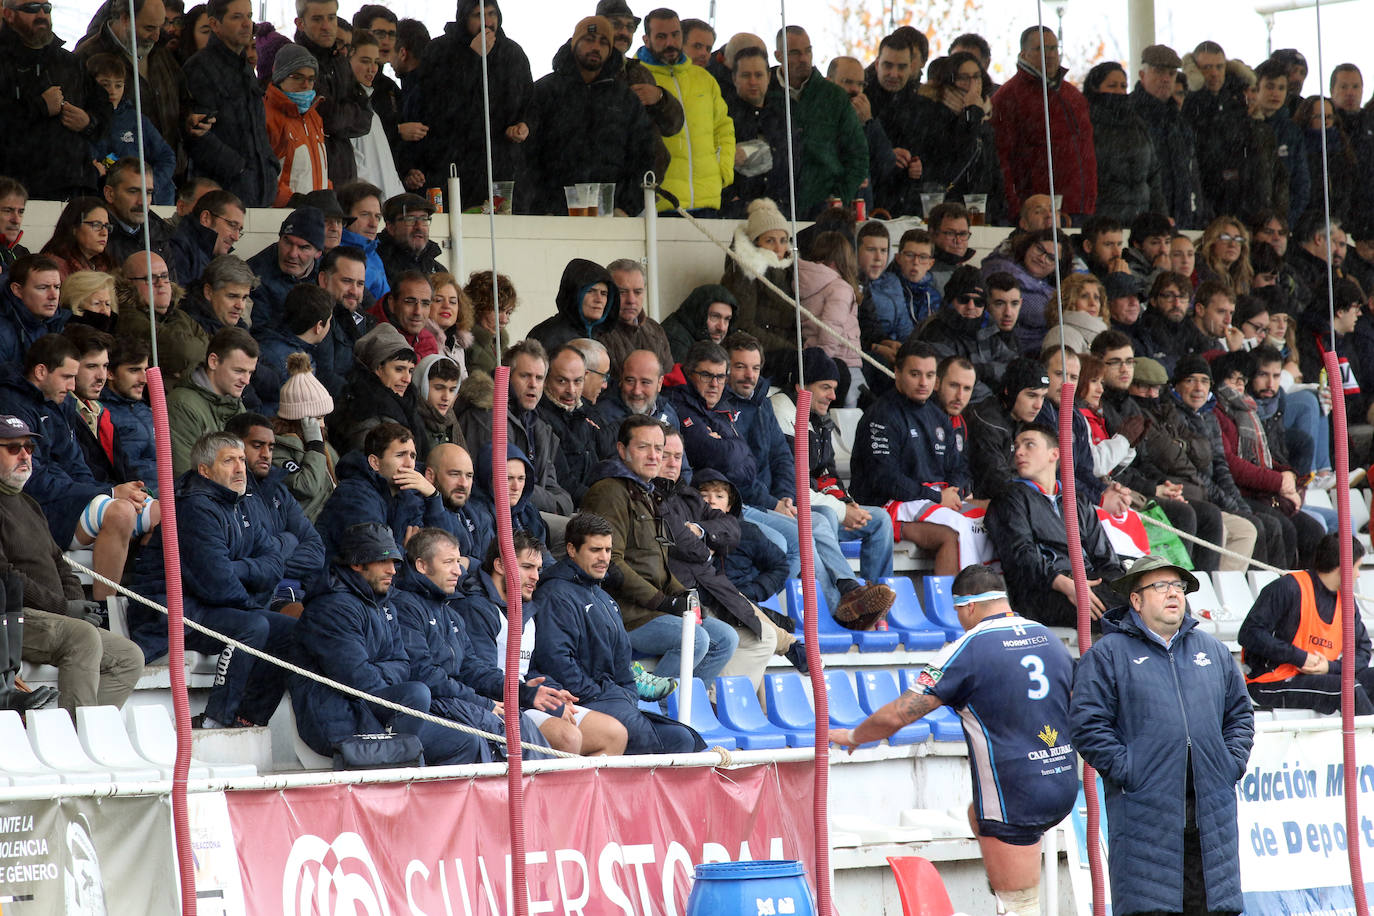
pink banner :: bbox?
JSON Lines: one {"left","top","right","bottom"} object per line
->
{"left": 224, "top": 760, "right": 816, "bottom": 915}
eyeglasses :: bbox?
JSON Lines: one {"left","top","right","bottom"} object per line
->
{"left": 81, "top": 220, "right": 113, "bottom": 233}
{"left": 1103, "top": 357, "right": 1136, "bottom": 369}
{"left": 1135, "top": 580, "right": 1187, "bottom": 595}
{"left": 1030, "top": 244, "right": 1057, "bottom": 261}
{"left": 11, "top": 2, "right": 53, "bottom": 13}
{"left": 0, "top": 441, "right": 34, "bottom": 455}
{"left": 396, "top": 214, "right": 432, "bottom": 225}
{"left": 691, "top": 370, "right": 727, "bottom": 384}
{"left": 369, "top": 27, "right": 397, "bottom": 39}
{"left": 1155, "top": 291, "right": 1181, "bottom": 301}
{"left": 939, "top": 229, "right": 972, "bottom": 241}
{"left": 400, "top": 296, "right": 432, "bottom": 308}
{"left": 129, "top": 272, "right": 171, "bottom": 284}
{"left": 212, "top": 213, "right": 243, "bottom": 234}
{"left": 284, "top": 71, "right": 317, "bottom": 86}
{"left": 898, "top": 250, "right": 934, "bottom": 263}
{"left": 1216, "top": 233, "right": 1244, "bottom": 243}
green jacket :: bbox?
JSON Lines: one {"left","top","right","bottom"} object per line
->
{"left": 766, "top": 67, "right": 867, "bottom": 215}
{"left": 465, "top": 325, "right": 502, "bottom": 378}
{"left": 580, "top": 460, "right": 684, "bottom": 632}
{"left": 167, "top": 369, "right": 245, "bottom": 476}
{"left": 271, "top": 430, "right": 337, "bottom": 523}
{"left": 115, "top": 284, "right": 210, "bottom": 385}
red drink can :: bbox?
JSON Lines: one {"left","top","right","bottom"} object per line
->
{"left": 427, "top": 188, "right": 444, "bottom": 213}
{"left": 853, "top": 198, "right": 866, "bottom": 221}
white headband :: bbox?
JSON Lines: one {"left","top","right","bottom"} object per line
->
{"left": 951, "top": 590, "right": 1008, "bottom": 607}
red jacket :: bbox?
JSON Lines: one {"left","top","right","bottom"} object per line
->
{"left": 990, "top": 65, "right": 1097, "bottom": 218}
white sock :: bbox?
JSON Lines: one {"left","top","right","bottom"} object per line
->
{"left": 996, "top": 886, "right": 1041, "bottom": 916}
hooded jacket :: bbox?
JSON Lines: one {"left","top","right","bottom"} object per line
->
{"left": 1086, "top": 88, "right": 1163, "bottom": 225}
{"left": 634, "top": 49, "right": 734, "bottom": 212}
{"left": 0, "top": 286, "right": 69, "bottom": 367}
{"left": 163, "top": 218, "right": 222, "bottom": 294}
{"left": 455, "top": 564, "right": 557, "bottom": 689}
{"left": 529, "top": 258, "right": 618, "bottom": 354}
{"left": 535, "top": 393, "right": 603, "bottom": 504}
{"left": 1160, "top": 388, "right": 1249, "bottom": 514}
{"left": 315, "top": 449, "right": 446, "bottom": 562}
{"left": 410, "top": 354, "right": 465, "bottom": 449}
{"left": 254, "top": 326, "right": 329, "bottom": 417}
{"left": 722, "top": 226, "right": 797, "bottom": 356}
{"left": 167, "top": 367, "right": 246, "bottom": 476}
{"left": 661, "top": 284, "right": 735, "bottom": 364}
{"left": 454, "top": 378, "right": 573, "bottom": 517}
{"left": 391, "top": 563, "right": 540, "bottom": 711}
{"left": 525, "top": 43, "right": 655, "bottom": 216}
{"left": 918, "top": 306, "right": 1017, "bottom": 403}
{"left": 532, "top": 557, "right": 639, "bottom": 704}
{"left": 339, "top": 227, "right": 389, "bottom": 303}
{"left": 376, "top": 229, "right": 443, "bottom": 291}
{"left": 414, "top": 3, "right": 532, "bottom": 209}
{"left": 859, "top": 266, "right": 941, "bottom": 355}
{"left": 293, "top": 29, "right": 372, "bottom": 186}
{"left": 91, "top": 96, "right": 177, "bottom": 206}
{"left": 264, "top": 81, "right": 329, "bottom": 208}
{"left": 849, "top": 387, "right": 969, "bottom": 506}
{"left": 963, "top": 395, "right": 1020, "bottom": 500}
{"left": 330, "top": 362, "right": 431, "bottom": 458}
{"left": 471, "top": 443, "right": 550, "bottom": 562}
{"left": 654, "top": 470, "right": 761, "bottom": 635}
{"left": 183, "top": 33, "right": 280, "bottom": 207}
{"left": 581, "top": 457, "right": 685, "bottom": 631}
{"left": 1071, "top": 607, "right": 1252, "bottom": 916}
{"left": 991, "top": 63, "right": 1096, "bottom": 217}
{"left": 0, "top": 29, "right": 106, "bottom": 200}
{"left": 291, "top": 564, "right": 416, "bottom": 754}
{"left": 115, "top": 284, "right": 207, "bottom": 384}
{"left": 244, "top": 465, "right": 325, "bottom": 588}
{"left": 100, "top": 385, "right": 157, "bottom": 495}
{"left": 0, "top": 369, "right": 111, "bottom": 547}
{"left": 246, "top": 239, "right": 318, "bottom": 334}
{"left": 662, "top": 380, "right": 765, "bottom": 508}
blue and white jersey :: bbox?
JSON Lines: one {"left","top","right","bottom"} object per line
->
{"left": 913, "top": 612, "right": 1077, "bottom": 827}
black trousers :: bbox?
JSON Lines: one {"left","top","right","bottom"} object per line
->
{"left": 1249, "top": 668, "right": 1374, "bottom": 715}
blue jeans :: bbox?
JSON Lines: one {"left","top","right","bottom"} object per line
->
{"left": 1302, "top": 504, "right": 1339, "bottom": 533}
{"left": 744, "top": 505, "right": 868, "bottom": 611}
{"left": 835, "top": 503, "right": 895, "bottom": 581}
{"left": 1283, "top": 389, "right": 1330, "bottom": 474}
{"left": 629, "top": 613, "right": 738, "bottom": 683}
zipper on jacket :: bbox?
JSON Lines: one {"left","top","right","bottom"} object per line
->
{"left": 671, "top": 68, "right": 694, "bottom": 209}
{"left": 1166, "top": 647, "right": 1193, "bottom": 749}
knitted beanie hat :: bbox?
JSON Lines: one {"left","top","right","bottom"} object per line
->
{"left": 277, "top": 352, "right": 334, "bottom": 420}
{"left": 272, "top": 43, "right": 317, "bottom": 87}
{"left": 744, "top": 198, "right": 789, "bottom": 242}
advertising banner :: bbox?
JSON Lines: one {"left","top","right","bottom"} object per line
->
{"left": 0, "top": 794, "right": 177, "bottom": 915}
{"left": 1070, "top": 726, "right": 1374, "bottom": 916}
{"left": 207, "top": 759, "right": 815, "bottom": 915}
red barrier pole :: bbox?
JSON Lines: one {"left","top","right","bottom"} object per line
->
{"left": 147, "top": 367, "right": 196, "bottom": 915}
{"left": 490, "top": 366, "right": 529, "bottom": 916}
{"left": 1056, "top": 382, "right": 1106, "bottom": 916}
{"left": 792, "top": 391, "right": 832, "bottom": 914}
{"left": 1321, "top": 351, "right": 1370, "bottom": 916}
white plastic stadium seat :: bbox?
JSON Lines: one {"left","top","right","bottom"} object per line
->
{"left": 1249, "top": 570, "right": 1280, "bottom": 597}
{"left": 77, "top": 705, "right": 174, "bottom": 779}
{"left": 126, "top": 705, "right": 255, "bottom": 779}
{"left": 0, "top": 710, "right": 63, "bottom": 786}
{"left": 1211, "top": 571, "right": 1255, "bottom": 617}
{"left": 28, "top": 708, "right": 140, "bottom": 781}
{"left": 284, "top": 691, "right": 333, "bottom": 770}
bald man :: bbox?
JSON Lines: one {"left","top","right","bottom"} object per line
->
{"left": 425, "top": 443, "right": 492, "bottom": 562}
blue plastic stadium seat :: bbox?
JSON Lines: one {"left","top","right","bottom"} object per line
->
{"left": 821, "top": 671, "right": 882, "bottom": 748}
{"left": 897, "top": 670, "right": 965, "bottom": 741}
{"left": 711, "top": 676, "right": 789, "bottom": 749}
{"left": 663, "top": 679, "right": 739, "bottom": 750}
{"left": 761, "top": 673, "right": 820, "bottom": 747}
{"left": 785, "top": 579, "right": 900, "bottom": 652}
{"left": 880, "top": 577, "right": 948, "bottom": 651}
{"left": 840, "top": 540, "right": 862, "bottom": 559}
{"left": 919, "top": 575, "right": 964, "bottom": 640}
{"left": 854, "top": 670, "right": 931, "bottom": 745}
{"left": 638, "top": 698, "right": 661, "bottom": 714}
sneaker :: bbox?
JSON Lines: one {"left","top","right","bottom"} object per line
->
{"left": 833, "top": 583, "right": 896, "bottom": 631}
{"left": 1313, "top": 470, "right": 1339, "bottom": 490}
{"left": 631, "top": 661, "right": 677, "bottom": 701}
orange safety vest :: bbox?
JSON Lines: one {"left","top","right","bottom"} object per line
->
{"left": 1246, "top": 571, "right": 1342, "bottom": 683}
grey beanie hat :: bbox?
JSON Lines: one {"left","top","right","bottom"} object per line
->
{"left": 272, "top": 43, "right": 317, "bottom": 87}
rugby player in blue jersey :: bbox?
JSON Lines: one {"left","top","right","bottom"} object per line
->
{"left": 830, "top": 566, "right": 1077, "bottom": 916}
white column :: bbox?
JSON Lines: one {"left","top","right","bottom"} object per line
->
{"left": 1127, "top": 0, "right": 1156, "bottom": 75}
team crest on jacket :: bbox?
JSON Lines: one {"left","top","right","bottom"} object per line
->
{"left": 1193, "top": 651, "right": 1212, "bottom": 667}
{"left": 935, "top": 427, "right": 945, "bottom": 443}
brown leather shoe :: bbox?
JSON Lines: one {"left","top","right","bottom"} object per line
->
{"left": 833, "top": 583, "right": 896, "bottom": 631}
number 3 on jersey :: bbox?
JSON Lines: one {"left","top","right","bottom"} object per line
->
{"left": 1021, "top": 654, "right": 1049, "bottom": 700}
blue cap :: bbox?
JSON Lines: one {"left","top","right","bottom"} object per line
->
{"left": 278, "top": 205, "right": 326, "bottom": 251}
{"left": 337, "top": 523, "right": 402, "bottom": 565}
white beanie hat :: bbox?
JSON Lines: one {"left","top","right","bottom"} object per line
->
{"left": 744, "top": 198, "right": 788, "bottom": 241}
{"left": 277, "top": 352, "right": 334, "bottom": 420}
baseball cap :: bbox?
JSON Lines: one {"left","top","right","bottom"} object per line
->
{"left": 0, "top": 415, "right": 40, "bottom": 440}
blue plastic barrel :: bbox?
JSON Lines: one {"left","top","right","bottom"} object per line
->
{"left": 685, "top": 860, "right": 817, "bottom": 916}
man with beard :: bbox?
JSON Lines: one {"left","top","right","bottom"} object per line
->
{"left": 246, "top": 207, "right": 325, "bottom": 333}
{"left": 601, "top": 259, "right": 673, "bottom": 375}
{"left": 535, "top": 345, "right": 604, "bottom": 504}
{"left": 0, "top": 0, "right": 106, "bottom": 200}
{"left": 102, "top": 158, "right": 174, "bottom": 268}
{"left": 1138, "top": 271, "right": 1202, "bottom": 373}
{"left": 596, "top": 348, "right": 682, "bottom": 441}
{"left": 376, "top": 194, "right": 442, "bottom": 289}
{"left": 425, "top": 442, "right": 493, "bottom": 564}
{"left": 661, "top": 284, "right": 736, "bottom": 364}
{"left": 99, "top": 335, "right": 157, "bottom": 494}
{"left": 594, "top": 0, "right": 683, "bottom": 182}
{"left": 316, "top": 245, "right": 374, "bottom": 396}
{"left": 919, "top": 267, "right": 1016, "bottom": 403}
{"left": 524, "top": 17, "right": 654, "bottom": 217}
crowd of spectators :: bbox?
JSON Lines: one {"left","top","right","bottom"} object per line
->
{"left": 1, "top": 0, "right": 1371, "bottom": 758}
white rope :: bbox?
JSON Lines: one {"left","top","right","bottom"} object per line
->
{"left": 62, "top": 557, "right": 575, "bottom": 759}
{"left": 1135, "top": 509, "right": 1288, "bottom": 575}
{"left": 664, "top": 201, "right": 896, "bottom": 378}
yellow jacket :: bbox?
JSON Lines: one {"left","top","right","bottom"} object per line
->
{"left": 635, "top": 52, "right": 734, "bottom": 211}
